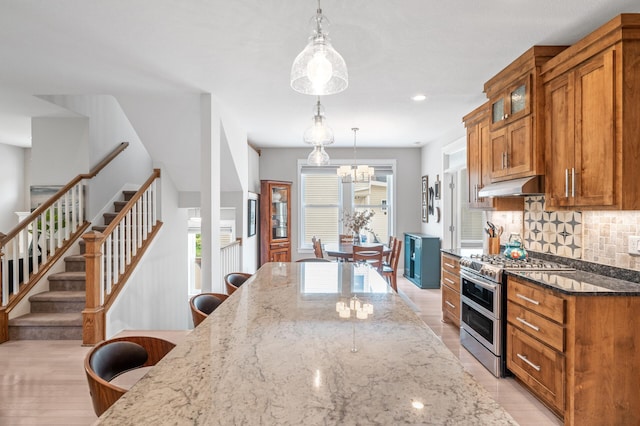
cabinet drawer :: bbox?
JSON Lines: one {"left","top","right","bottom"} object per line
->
{"left": 441, "top": 254, "right": 460, "bottom": 275}
{"left": 508, "top": 277, "right": 565, "bottom": 324}
{"left": 507, "top": 325, "right": 565, "bottom": 413}
{"left": 441, "top": 270, "right": 459, "bottom": 291}
{"left": 507, "top": 301, "right": 564, "bottom": 352}
{"left": 441, "top": 283, "right": 460, "bottom": 328}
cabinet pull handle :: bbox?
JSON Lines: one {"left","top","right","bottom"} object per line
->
{"left": 516, "top": 293, "right": 540, "bottom": 305}
{"left": 444, "top": 263, "right": 455, "bottom": 268}
{"left": 571, "top": 167, "right": 575, "bottom": 198}
{"left": 501, "top": 152, "right": 506, "bottom": 169}
{"left": 474, "top": 184, "right": 478, "bottom": 202}
{"left": 505, "top": 152, "right": 509, "bottom": 168}
{"left": 516, "top": 316, "right": 540, "bottom": 332}
{"left": 444, "top": 277, "right": 455, "bottom": 284}
{"left": 565, "top": 168, "right": 569, "bottom": 198}
{"left": 517, "top": 353, "right": 541, "bottom": 371}
{"left": 445, "top": 301, "right": 456, "bottom": 309}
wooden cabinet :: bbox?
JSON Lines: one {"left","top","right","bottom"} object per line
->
{"left": 484, "top": 46, "right": 567, "bottom": 182}
{"left": 440, "top": 253, "right": 460, "bottom": 328}
{"left": 489, "top": 75, "right": 531, "bottom": 130}
{"left": 507, "top": 277, "right": 566, "bottom": 414}
{"left": 260, "top": 180, "right": 292, "bottom": 265}
{"left": 463, "top": 103, "right": 523, "bottom": 211}
{"left": 489, "top": 116, "right": 533, "bottom": 179}
{"left": 403, "top": 233, "right": 440, "bottom": 289}
{"left": 507, "top": 274, "right": 640, "bottom": 425}
{"left": 542, "top": 14, "right": 640, "bottom": 209}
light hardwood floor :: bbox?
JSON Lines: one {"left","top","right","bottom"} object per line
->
{"left": 0, "top": 275, "right": 561, "bottom": 425}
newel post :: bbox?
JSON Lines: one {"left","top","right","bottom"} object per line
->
{"left": 82, "top": 231, "right": 105, "bottom": 345}
{"left": 0, "top": 233, "right": 8, "bottom": 344}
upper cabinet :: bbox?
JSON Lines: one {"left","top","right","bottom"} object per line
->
{"left": 260, "top": 180, "right": 292, "bottom": 265}
{"left": 490, "top": 75, "right": 531, "bottom": 129}
{"left": 541, "top": 14, "right": 640, "bottom": 210}
{"left": 463, "top": 102, "right": 523, "bottom": 211}
{"left": 483, "top": 46, "right": 567, "bottom": 182}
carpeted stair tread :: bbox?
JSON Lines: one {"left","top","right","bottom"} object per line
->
{"left": 29, "top": 291, "right": 85, "bottom": 303}
{"left": 9, "top": 312, "right": 83, "bottom": 327}
{"left": 48, "top": 271, "right": 86, "bottom": 281}
{"left": 65, "top": 254, "right": 86, "bottom": 262}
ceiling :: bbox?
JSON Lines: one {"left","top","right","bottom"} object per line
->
{"left": 1, "top": 1, "right": 639, "bottom": 153}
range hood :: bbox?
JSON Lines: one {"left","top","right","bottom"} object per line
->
{"left": 477, "top": 175, "right": 544, "bottom": 197}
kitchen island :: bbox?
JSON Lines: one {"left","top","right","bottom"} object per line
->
{"left": 96, "top": 262, "right": 516, "bottom": 425}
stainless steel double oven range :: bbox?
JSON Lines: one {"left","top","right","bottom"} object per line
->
{"left": 458, "top": 254, "right": 573, "bottom": 377}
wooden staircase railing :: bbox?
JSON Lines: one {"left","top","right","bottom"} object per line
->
{"left": 82, "top": 169, "right": 162, "bottom": 345}
{"left": 0, "top": 142, "right": 129, "bottom": 343}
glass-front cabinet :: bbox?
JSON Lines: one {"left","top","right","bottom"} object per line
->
{"left": 490, "top": 75, "right": 531, "bottom": 129}
{"left": 260, "top": 180, "right": 292, "bottom": 265}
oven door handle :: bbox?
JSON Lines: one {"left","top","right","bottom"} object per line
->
{"left": 460, "top": 270, "right": 498, "bottom": 291}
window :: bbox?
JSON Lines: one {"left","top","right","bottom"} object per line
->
{"left": 299, "top": 162, "right": 394, "bottom": 250}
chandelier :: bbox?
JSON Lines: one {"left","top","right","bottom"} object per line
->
{"left": 305, "top": 98, "right": 333, "bottom": 166}
{"left": 337, "top": 128, "right": 375, "bottom": 183}
{"left": 290, "top": 0, "right": 348, "bottom": 96}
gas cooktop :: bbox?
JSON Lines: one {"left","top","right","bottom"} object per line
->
{"left": 460, "top": 254, "right": 574, "bottom": 282}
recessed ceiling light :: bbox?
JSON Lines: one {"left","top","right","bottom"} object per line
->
{"left": 411, "top": 94, "right": 427, "bottom": 101}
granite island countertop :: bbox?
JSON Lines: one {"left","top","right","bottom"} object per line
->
{"left": 507, "top": 269, "right": 640, "bottom": 296}
{"left": 95, "top": 262, "right": 517, "bottom": 426}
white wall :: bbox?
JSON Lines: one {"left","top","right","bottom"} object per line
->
{"left": 106, "top": 166, "right": 190, "bottom": 335}
{"left": 31, "top": 117, "right": 89, "bottom": 185}
{"left": 38, "top": 95, "right": 154, "bottom": 221}
{"left": 259, "top": 147, "right": 422, "bottom": 262}
{"left": 0, "top": 143, "right": 26, "bottom": 233}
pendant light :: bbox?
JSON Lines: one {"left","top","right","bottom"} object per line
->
{"left": 337, "top": 128, "right": 375, "bottom": 183}
{"left": 307, "top": 144, "right": 330, "bottom": 166}
{"left": 304, "top": 98, "right": 334, "bottom": 146}
{"left": 291, "top": 0, "right": 348, "bottom": 96}
{"left": 305, "top": 97, "right": 333, "bottom": 166}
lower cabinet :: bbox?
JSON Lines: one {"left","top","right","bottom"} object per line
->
{"left": 507, "top": 325, "right": 565, "bottom": 413}
{"left": 440, "top": 253, "right": 460, "bottom": 328}
{"left": 507, "top": 275, "right": 640, "bottom": 425}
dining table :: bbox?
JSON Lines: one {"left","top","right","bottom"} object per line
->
{"left": 95, "top": 262, "right": 517, "bottom": 425}
{"left": 324, "top": 241, "right": 391, "bottom": 261}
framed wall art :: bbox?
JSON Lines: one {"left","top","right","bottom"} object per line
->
{"left": 248, "top": 198, "right": 257, "bottom": 237}
{"left": 434, "top": 174, "right": 441, "bottom": 200}
{"left": 421, "top": 175, "right": 428, "bottom": 223}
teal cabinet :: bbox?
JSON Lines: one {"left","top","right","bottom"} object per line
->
{"left": 403, "top": 233, "right": 441, "bottom": 289}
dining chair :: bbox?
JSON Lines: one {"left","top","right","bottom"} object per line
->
{"left": 382, "top": 239, "right": 403, "bottom": 292}
{"left": 339, "top": 234, "right": 353, "bottom": 243}
{"left": 384, "top": 236, "right": 396, "bottom": 266}
{"left": 352, "top": 244, "right": 384, "bottom": 272}
{"left": 224, "top": 272, "right": 253, "bottom": 295}
{"left": 189, "top": 292, "right": 229, "bottom": 327}
{"left": 312, "top": 236, "right": 325, "bottom": 258}
{"left": 84, "top": 336, "right": 176, "bottom": 416}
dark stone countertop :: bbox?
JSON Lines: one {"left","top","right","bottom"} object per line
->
{"left": 506, "top": 269, "right": 640, "bottom": 296}
{"left": 440, "top": 248, "right": 483, "bottom": 258}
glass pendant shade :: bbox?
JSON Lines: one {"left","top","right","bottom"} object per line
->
{"left": 303, "top": 98, "right": 334, "bottom": 145}
{"left": 291, "top": 5, "right": 348, "bottom": 96}
{"left": 307, "top": 144, "right": 330, "bottom": 166}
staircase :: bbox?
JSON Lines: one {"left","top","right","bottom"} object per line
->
{"left": 7, "top": 191, "right": 135, "bottom": 340}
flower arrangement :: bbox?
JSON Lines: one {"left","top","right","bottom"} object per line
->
{"left": 342, "top": 209, "right": 375, "bottom": 236}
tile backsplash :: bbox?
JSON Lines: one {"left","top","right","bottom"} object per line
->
{"left": 486, "top": 196, "right": 640, "bottom": 272}
{"left": 582, "top": 211, "right": 640, "bottom": 270}
{"left": 523, "top": 196, "right": 582, "bottom": 258}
